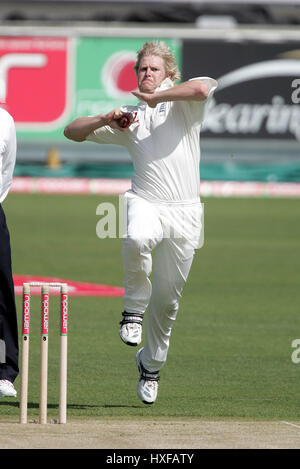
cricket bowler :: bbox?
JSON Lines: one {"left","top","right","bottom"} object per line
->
{"left": 64, "top": 41, "right": 217, "bottom": 404}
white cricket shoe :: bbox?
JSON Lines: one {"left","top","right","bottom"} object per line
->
{"left": 136, "top": 348, "right": 159, "bottom": 405}
{"left": 0, "top": 380, "right": 17, "bottom": 397}
{"left": 119, "top": 311, "right": 143, "bottom": 346}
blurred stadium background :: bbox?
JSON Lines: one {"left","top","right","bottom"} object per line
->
{"left": 1, "top": 0, "right": 300, "bottom": 197}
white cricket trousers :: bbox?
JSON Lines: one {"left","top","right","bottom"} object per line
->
{"left": 122, "top": 191, "right": 202, "bottom": 372}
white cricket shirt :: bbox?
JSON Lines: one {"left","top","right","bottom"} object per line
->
{"left": 0, "top": 107, "right": 17, "bottom": 203}
{"left": 87, "top": 77, "right": 217, "bottom": 203}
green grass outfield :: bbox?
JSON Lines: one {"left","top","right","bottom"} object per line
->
{"left": 1, "top": 193, "right": 300, "bottom": 421}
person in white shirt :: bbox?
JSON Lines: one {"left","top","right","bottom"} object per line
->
{"left": 0, "top": 107, "right": 18, "bottom": 398}
{"left": 64, "top": 41, "right": 217, "bottom": 404}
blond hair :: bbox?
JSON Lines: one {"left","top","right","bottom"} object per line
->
{"left": 134, "top": 41, "right": 181, "bottom": 83}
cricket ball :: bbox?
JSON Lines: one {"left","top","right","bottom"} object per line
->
{"left": 119, "top": 112, "right": 133, "bottom": 128}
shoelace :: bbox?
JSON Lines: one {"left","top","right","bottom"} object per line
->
{"left": 142, "top": 380, "right": 158, "bottom": 391}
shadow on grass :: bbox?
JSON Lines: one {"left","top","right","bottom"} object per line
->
{"left": 0, "top": 401, "right": 142, "bottom": 410}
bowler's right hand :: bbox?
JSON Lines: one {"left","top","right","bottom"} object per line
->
{"left": 105, "top": 109, "right": 128, "bottom": 132}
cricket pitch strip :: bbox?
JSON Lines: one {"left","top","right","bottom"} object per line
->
{"left": 1, "top": 418, "right": 300, "bottom": 449}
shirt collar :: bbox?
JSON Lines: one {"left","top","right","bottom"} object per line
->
{"left": 155, "top": 77, "right": 174, "bottom": 92}
{"left": 137, "top": 77, "right": 174, "bottom": 110}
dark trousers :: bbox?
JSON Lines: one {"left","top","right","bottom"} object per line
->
{"left": 0, "top": 203, "right": 19, "bottom": 383}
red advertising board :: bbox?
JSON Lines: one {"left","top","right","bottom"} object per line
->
{"left": 0, "top": 36, "right": 69, "bottom": 126}
{"left": 0, "top": 35, "right": 180, "bottom": 139}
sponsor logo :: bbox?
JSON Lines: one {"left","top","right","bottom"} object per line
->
{"left": 101, "top": 51, "right": 138, "bottom": 98}
{"left": 22, "top": 293, "right": 30, "bottom": 335}
{"left": 61, "top": 294, "right": 68, "bottom": 335}
{"left": 216, "top": 59, "right": 300, "bottom": 91}
{"left": 203, "top": 58, "right": 300, "bottom": 141}
{"left": 204, "top": 95, "right": 300, "bottom": 140}
{"left": 159, "top": 102, "right": 166, "bottom": 113}
{"left": 41, "top": 293, "right": 49, "bottom": 335}
{"left": 0, "top": 36, "right": 70, "bottom": 128}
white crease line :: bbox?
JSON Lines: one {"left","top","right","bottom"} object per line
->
{"left": 281, "top": 421, "right": 300, "bottom": 430}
